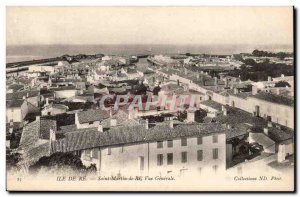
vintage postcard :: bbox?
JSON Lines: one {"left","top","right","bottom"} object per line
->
{"left": 6, "top": 7, "right": 294, "bottom": 191}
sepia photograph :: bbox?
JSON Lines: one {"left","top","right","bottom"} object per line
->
{"left": 5, "top": 6, "right": 295, "bottom": 192}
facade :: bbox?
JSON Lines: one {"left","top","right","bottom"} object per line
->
{"left": 51, "top": 122, "right": 227, "bottom": 177}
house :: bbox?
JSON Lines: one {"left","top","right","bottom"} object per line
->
{"left": 18, "top": 116, "right": 57, "bottom": 165}
{"left": 41, "top": 104, "right": 69, "bottom": 116}
{"left": 199, "top": 100, "right": 224, "bottom": 117}
{"left": 51, "top": 121, "right": 227, "bottom": 176}
{"left": 61, "top": 96, "right": 88, "bottom": 103}
{"left": 53, "top": 86, "right": 77, "bottom": 99}
{"left": 75, "top": 109, "right": 111, "bottom": 129}
{"left": 6, "top": 100, "right": 39, "bottom": 123}
{"left": 248, "top": 92, "right": 294, "bottom": 129}
{"left": 7, "top": 90, "right": 41, "bottom": 107}
{"left": 7, "top": 83, "right": 24, "bottom": 93}
{"left": 249, "top": 131, "right": 276, "bottom": 154}
{"left": 28, "top": 65, "right": 55, "bottom": 74}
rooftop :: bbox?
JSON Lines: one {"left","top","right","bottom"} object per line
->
{"left": 250, "top": 92, "right": 294, "bottom": 107}
{"left": 6, "top": 90, "right": 40, "bottom": 100}
{"left": 6, "top": 100, "right": 24, "bottom": 108}
{"left": 200, "top": 100, "right": 223, "bottom": 111}
{"left": 77, "top": 109, "right": 111, "bottom": 124}
{"left": 51, "top": 123, "right": 227, "bottom": 153}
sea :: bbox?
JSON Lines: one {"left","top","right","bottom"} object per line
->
{"left": 6, "top": 44, "right": 293, "bottom": 63}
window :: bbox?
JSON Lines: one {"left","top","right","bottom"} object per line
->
{"left": 85, "top": 149, "right": 91, "bottom": 157}
{"left": 138, "top": 156, "right": 144, "bottom": 171}
{"left": 120, "top": 146, "right": 124, "bottom": 153}
{"left": 167, "top": 153, "right": 173, "bottom": 165}
{"left": 213, "top": 135, "right": 218, "bottom": 143}
{"left": 181, "top": 152, "right": 187, "bottom": 163}
{"left": 107, "top": 147, "right": 111, "bottom": 155}
{"left": 198, "top": 167, "right": 202, "bottom": 175}
{"left": 89, "top": 121, "right": 94, "bottom": 125}
{"left": 167, "top": 140, "right": 173, "bottom": 148}
{"left": 157, "top": 141, "right": 163, "bottom": 148}
{"left": 213, "top": 148, "right": 218, "bottom": 159}
{"left": 197, "top": 150, "right": 203, "bottom": 161}
{"left": 197, "top": 137, "right": 203, "bottom": 145}
{"left": 213, "top": 165, "right": 218, "bottom": 173}
{"left": 180, "top": 168, "right": 188, "bottom": 177}
{"left": 92, "top": 148, "right": 98, "bottom": 159}
{"left": 181, "top": 138, "right": 187, "bottom": 146}
{"left": 157, "top": 154, "right": 163, "bottom": 166}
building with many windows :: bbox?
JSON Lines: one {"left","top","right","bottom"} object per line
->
{"left": 51, "top": 121, "right": 227, "bottom": 177}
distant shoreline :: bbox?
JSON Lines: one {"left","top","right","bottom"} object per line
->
{"left": 6, "top": 44, "right": 293, "bottom": 63}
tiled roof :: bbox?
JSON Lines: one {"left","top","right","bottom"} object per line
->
{"left": 250, "top": 92, "right": 294, "bottom": 107}
{"left": 53, "top": 86, "right": 77, "bottom": 91}
{"left": 51, "top": 123, "right": 227, "bottom": 153}
{"left": 19, "top": 118, "right": 57, "bottom": 150}
{"left": 19, "top": 121, "right": 40, "bottom": 151}
{"left": 43, "top": 104, "right": 69, "bottom": 111}
{"left": 6, "top": 100, "right": 24, "bottom": 108}
{"left": 226, "top": 89, "right": 252, "bottom": 99}
{"left": 7, "top": 84, "right": 24, "bottom": 91}
{"left": 40, "top": 119, "right": 57, "bottom": 140}
{"left": 200, "top": 100, "right": 223, "bottom": 111}
{"left": 268, "top": 126, "right": 294, "bottom": 143}
{"left": 251, "top": 133, "right": 275, "bottom": 148}
{"left": 206, "top": 107, "right": 267, "bottom": 129}
{"left": 77, "top": 109, "right": 111, "bottom": 124}
{"left": 6, "top": 90, "right": 40, "bottom": 100}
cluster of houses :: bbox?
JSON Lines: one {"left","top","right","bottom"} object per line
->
{"left": 6, "top": 53, "right": 294, "bottom": 177}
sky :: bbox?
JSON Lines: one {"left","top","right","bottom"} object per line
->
{"left": 6, "top": 7, "right": 293, "bottom": 46}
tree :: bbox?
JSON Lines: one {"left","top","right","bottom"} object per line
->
{"left": 6, "top": 149, "right": 22, "bottom": 171}
{"left": 29, "top": 152, "right": 97, "bottom": 174}
{"left": 275, "top": 81, "right": 291, "bottom": 87}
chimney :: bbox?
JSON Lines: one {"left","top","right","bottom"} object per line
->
{"left": 252, "top": 85, "right": 258, "bottom": 95}
{"left": 277, "top": 144, "right": 286, "bottom": 163}
{"left": 9, "top": 121, "right": 13, "bottom": 126}
{"left": 98, "top": 124, "right": 103, "bottom": 132}
{"left": 225, "top": 78, "right": 228, "bottom": 87}
{"left": 22, "top": 96, "right": 26, "bottom": 100}
{"left": 145, "top": 119, "right": 149, "bottom": 130}
{"left": 36, "top": 115, "right": 40, "bottom": 122}
{"left": 9, "top": 127, "right": 13, "bottom": 134}
{"left": 109, "top": 109, "right": 112, "bottom": 117}
{"left": 214, "top": 77, "right": 218, "bottom": 86}
{"left": 184, "top": 68, "right": 187, "bottom": 75}
{"left": 45, "top": 98, "right": 49, "bottom": 105}
{"left": 268, "top": 76, "right": 272, "bottom": 82}
{"left": 234, "top": 88, "right": 238, "bottom": 94}
{"left": 281, "top": 74, "right": 285, "bottom": 78}
{"left": 169, "top": 117, "right": 174, "bottom": 128}
{"left": 223, "top": 108, "right": 228, "bottom": 116}
{"left": 227, "top": 124, "right": 232, "bottom": 129}
{"left": 187, "top": 110, "right": 195, "bottom": 123}
{"left": 49, "top": 129, "right": 56, "bottom": 141}
{"left": 26, "top": 92, "right": 29, "bottom": 98}
{"left": 196, "top": 73, "right": 200, "bottom": 79}
{"left": 110, "top": 119, "right": 117, "bottom": 127}
{"left": 221, "top": 105, "right": 225, "bottom": 111}
{"left": 263, "top": 128, "right": 269, "bottom": 135}
{"left": 267, "top": 121, "right": 273, "bottom": 128}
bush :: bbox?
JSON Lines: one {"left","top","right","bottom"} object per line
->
{"left": 29, "top": 152, "right": 97, "bottom": 174}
